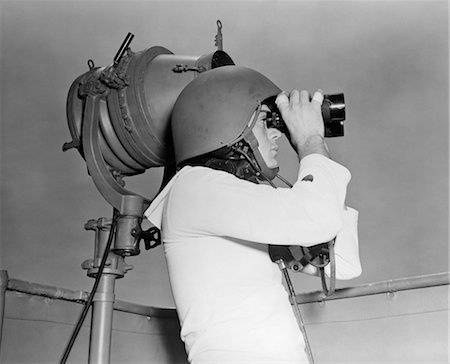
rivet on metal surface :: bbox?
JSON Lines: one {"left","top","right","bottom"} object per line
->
{"left": 386, "top": 280, "right": 396, "bottom": 299}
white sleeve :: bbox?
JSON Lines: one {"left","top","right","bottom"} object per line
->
{"left": 164, "top": 154, "right": 353, "bottom": 247}
{"left": 325, "top": 207, "right": 362, "bottom": 280}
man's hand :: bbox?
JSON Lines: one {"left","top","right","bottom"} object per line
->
{"left": 276, "top": 89, "right": 330, "bottom": 159}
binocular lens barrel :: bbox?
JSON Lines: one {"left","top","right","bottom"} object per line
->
{"left": 322, "top": 93, "right": 345, "bottom": 137}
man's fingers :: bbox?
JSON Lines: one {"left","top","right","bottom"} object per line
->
{"left": 275, "top": 92, "right": 289, "bottom": 111}
{"left": 289, "top": 89, "right": 300, "bottom": 106}
{"left": 299, "top": 90, "right": 309, "bottom": 104}
{"left": 277, "top": 89, "right": 324, "bottom": 110}
{"left": 311, "top": 89, "right": 324, "bottom": 105}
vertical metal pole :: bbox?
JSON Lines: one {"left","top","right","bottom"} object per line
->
{"left": 89, "top": 274, "right": 116, "bottom": 364}
{"left": 0, "top": 270, "right": 8, "bottom": 351}
{"left": 86, "top": 220, "right": 119, "bottom": 364}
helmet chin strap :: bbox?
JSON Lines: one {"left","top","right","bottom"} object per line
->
{"left": 243, "top": 126, "right": 279, "bottom": 180}
{"left": 252, "top": 148, "right": 279, "bottom": 181}
{"left": 231, "top": 138, "right": 278, "bottom": 187}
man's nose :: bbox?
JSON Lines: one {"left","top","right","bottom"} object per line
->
{"left": 268, "top": 128, "right": 282, "bottom": 140}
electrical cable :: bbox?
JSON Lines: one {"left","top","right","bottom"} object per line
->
{"left": 275, "top": 173, "right": 293, "bottom": 188}
{"left": 320, "top": 240, "right": 336, "bottom": 296}
{"left": 278, "top": 261, "right": 315, "bottom": 364}
{"left": 60, "top": 208, "right": 119, "bottom": 364}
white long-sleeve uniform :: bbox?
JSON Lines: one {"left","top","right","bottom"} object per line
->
{"left": 145, "top": 154, "right": 361, "bottom": 363}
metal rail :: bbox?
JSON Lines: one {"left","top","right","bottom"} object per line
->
{"left": 295, "top": 272, "right": 450, "bottom": 304}
{"left": 3, "top": 270, "right": 449, "bottom": 317}
{"left": 5, "top": 273, "right": 177, "bottom": 319}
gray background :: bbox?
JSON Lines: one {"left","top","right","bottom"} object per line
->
{"left": 1, "top": 0, "right": 448, "bottom": 307}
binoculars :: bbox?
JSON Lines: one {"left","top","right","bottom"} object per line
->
{"left": 265, "top": 93, "right": 346, "bottom": 137}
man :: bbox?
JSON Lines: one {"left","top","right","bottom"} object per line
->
{"left": 145, "top": 66, "right": 361, "bottom": 363}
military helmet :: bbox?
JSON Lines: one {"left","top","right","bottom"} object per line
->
{"left": 171, "top": 66, "right": 281, "bottom": 166}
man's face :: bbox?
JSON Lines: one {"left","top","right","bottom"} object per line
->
{"left": 251, "top": 105, "right": 282, "bottom": 169}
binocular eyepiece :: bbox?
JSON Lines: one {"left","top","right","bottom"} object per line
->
{"left": 265, "top": 93, "right": 345, "bottom": 138}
